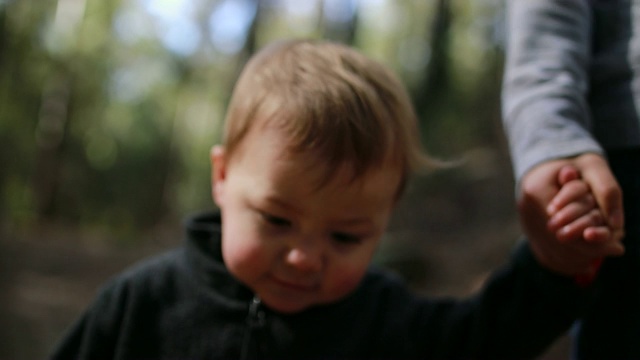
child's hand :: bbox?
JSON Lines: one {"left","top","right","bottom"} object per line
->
{"left": 546, "top": 165, "right": 611, "bottom": 243}
{"left": 544, "top": 165, "right": 624, "bottom": 283}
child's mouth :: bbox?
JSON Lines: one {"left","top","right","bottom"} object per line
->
{"left": 270, "top": 275, "right": 317, "bottom": 292}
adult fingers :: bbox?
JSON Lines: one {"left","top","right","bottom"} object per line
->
{"left": 575, "top": 154, "right": 625, "bottom": 230}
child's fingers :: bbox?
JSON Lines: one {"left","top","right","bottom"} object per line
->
{"left": 583, "top": 226, "right": 612, "bottom": 243}
{"left": 547, "top": 180, "right": 590, "bottom": 215}
{"left": 557, "top": 165, "right": 580, "bottom": 185}
{"left": 555, "top": 209, "right": 604, "bottom": 242}
{"left": 548, "top": 194, "right": 597, "bottom": 231}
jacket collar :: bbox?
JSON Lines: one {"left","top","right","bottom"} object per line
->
{"left": 183, "top": 211, "right": 255, "bottom": 303}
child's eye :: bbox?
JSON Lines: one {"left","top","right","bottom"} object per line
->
{"left": 261, "top": 213, "right": 291, "bottom": 227}
{"left": 331, "top": 232, "right": 361, "bottom": 244}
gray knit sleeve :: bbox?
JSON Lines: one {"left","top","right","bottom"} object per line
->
{"left": 501, "top": 0, "right": 603, "bottom": 183}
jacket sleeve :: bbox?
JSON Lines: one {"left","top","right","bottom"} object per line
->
{"left": 501, "top": 0, "right": 603, "bottom": 183}
{"left": 49, "top": 279, "right": 127, "bottom": 360}
{"left": 414, "top": 241, "right": 594, "bottom": 359}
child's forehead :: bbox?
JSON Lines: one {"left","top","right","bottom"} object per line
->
{"left": 242, "top": 120, "right": 400, "bottom": 185}
{"left": 244, "top": 145, "right": 402, "bottom": 213}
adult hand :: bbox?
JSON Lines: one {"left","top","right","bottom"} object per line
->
{"left": 518, "top": 153, "right": 625, "bottom": 276}
{"left": 550, "top": 153, "right": 625, "bottom": 239}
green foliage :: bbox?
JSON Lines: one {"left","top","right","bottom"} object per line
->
{"left": 0, "top": 0, "right": 507, "bottom": 241}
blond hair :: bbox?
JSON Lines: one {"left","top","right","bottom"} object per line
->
{"left": 222, "top": 39, "right": 436, "bottom": 193}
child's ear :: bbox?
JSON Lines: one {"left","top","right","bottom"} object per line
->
{"left": 211, "top": 145, "right": 227, "bottom": 207}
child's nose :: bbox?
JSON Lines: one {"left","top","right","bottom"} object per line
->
{"left": 285, "top": 239, "right": 323, "bottom": 273}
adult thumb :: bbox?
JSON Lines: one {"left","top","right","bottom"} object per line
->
{"left": 577, "top": 154, "right": 624, "bottom": 230}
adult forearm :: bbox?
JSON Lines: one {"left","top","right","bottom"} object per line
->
{"left": 502, "top": 0, "right": 602, "bottom": 182}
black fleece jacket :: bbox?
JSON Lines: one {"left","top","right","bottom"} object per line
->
{"left": 51, "top": 212, "right": 592, "bottom": 359}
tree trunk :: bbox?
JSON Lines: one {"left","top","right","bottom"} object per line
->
{"left": 413, "top": 0, "right": 452, "bottom": 120}
{"left": 32, "top": 75, "right": 71, "bottom": 221}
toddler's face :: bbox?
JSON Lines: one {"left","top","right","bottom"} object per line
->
{"left": 211, "top": 126, "right": 400, "bottom": 313}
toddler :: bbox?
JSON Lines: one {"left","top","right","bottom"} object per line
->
{"left": 51, "top": 39, "right": 616, "bottom": 360}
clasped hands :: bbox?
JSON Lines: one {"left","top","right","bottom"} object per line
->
{"left": 518, "top": 153, "right": 625, "bottom": 278}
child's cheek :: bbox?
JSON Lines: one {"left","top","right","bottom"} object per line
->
{"left": 222, "top": 228, "right": 268, "bottom": 282}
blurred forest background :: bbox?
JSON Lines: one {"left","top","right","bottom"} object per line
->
{"left": 0, "top": 0, "right": 570, "bottom": 359}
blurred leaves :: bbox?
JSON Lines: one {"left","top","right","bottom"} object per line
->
{"left": 0, "top": 0, "right": 507, "bottom": 240}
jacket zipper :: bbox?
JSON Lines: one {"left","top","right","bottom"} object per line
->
{"left": 241, "top": 296, "right": 266, "bottom": 359}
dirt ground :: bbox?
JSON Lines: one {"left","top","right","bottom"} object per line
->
{"left": 0, "top": 226, "right": 166, "bottom": 359}
{"left": 0, "top": 149, "right": 573, "bottom": 359}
